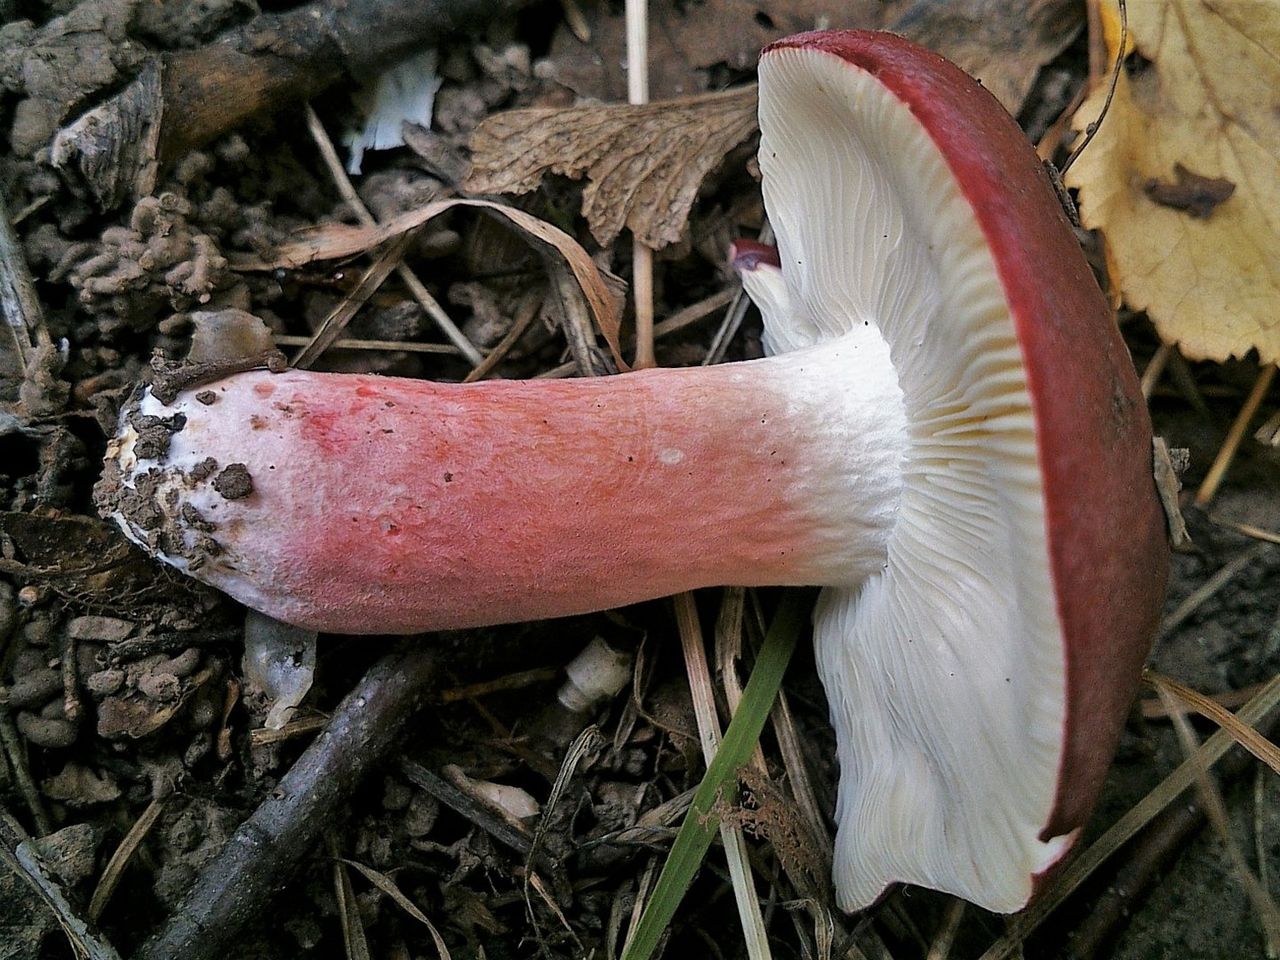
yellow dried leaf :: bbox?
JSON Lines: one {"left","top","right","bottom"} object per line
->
{"left": 1066, "top": 0, "right": 1280, "bottom": 363}
{"left": 464, "top": 86, "right": 758, "bottom": 249}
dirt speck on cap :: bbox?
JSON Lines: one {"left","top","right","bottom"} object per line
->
{"left": 212, "top": 463, "right": 253, "bottom": 500}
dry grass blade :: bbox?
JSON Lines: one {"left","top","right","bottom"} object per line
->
{"left": 329, "top": 838, "right": 372, "bottom": 960}
{"left": 465, "top": 86, "right": 758, "bottom": 249}
{"left": 925, "top": 899, "right": 965, "bottom": 960}
{"left": 1195, "top": 365, "right": 1277, "bottom": 507}
{"left": 272, "top": 334, "right": 460, "bottom": 356}
{"left": 462, "top": 289, "right": 543, "bottom": 382}
{"left": 88, "top": 797, "right": 164, "bottom": 921}
{"left": 292, "top": 231, "right": 417, "bottom": 369}
{"left": 0, "top": 709, "right": 52, "bottom": 835}
{"left": 1157, "top": 683, "right": 1280, "bottom": 955}
{"left": 340, "top": 858, "right": 452, "bottom": 960}
{"left": 1210, "top": 514, "right": 1280, "bottom": 546}
{"left": 672, "top": 592, "right": 772, "bottom": 960}
{"left": 1146, "top": 671, "right": 1280, "bottom": 775}
{"left": 303, "top": 104, "right": 482, "bottom": 365}
{"left": 236, "top": 198, "right": 625, "bottom": 368}
{"left": 978, "top": 672, "right": 1280, "bottom": 960}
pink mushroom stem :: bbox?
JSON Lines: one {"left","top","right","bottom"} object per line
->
{"left": 102, "top": 334, "right": 905, "bottom": 634}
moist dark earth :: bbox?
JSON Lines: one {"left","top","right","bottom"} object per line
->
{"left": 1, "top": 1, "right": 1277, "bottom": 959}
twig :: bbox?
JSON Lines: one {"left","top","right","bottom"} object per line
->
{"left": 1195, "top": 364, "right": 1277, "bottom": 507}
{"left": 463, "top": 289, "right": 545, "bottom": 382}
{"left": 303, "top": 105, "right": 483, "bottom": 364}
{"left": 1140, "top": 342, "right": 1171, "bottom": 399}
{"left": 0, "top": 707, "right": 52, "bottom": 836}
{"left": 1, "top": 810, "right": 123, "bottom": 960}
{"left": 271, "top": 334, "right": 459, "bottom": 355}
{"left": 136, "top": 646, "right": 439, "bottom": 960}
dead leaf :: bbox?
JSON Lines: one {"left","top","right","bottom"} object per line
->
{"left": 543, "top": 0, "right": 891, "bottom": 100}
{"left": 465, "top": 86, "right": 758, "bottom": 249}
{"left": 893, "top": 0, "right": 1083, "bottom": 114}
{"left": 231, "top": 198, "right": 626, "bottom": 368}
{"left": 1066, "top": 0, "right": 1280, "bottom": 363}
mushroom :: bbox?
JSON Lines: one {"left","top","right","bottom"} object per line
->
{"left": 97, "top": 30, "right": 1168, "bottom": 912}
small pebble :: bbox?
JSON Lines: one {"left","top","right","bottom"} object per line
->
{"left": 67, "top": 615, "right": 135, "bottom": 642}
{"left": 86, "top": 668, "right": 125, "bottom": 697}
{"left": 7, "top": 668, "right": 62, "bottom": 709}
{"left": 16, "top": 712, "right": 77, "bottom": 749}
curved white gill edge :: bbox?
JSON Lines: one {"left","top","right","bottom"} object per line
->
{"left": 754, "top": 46, "right": 1069, "bottom": 912}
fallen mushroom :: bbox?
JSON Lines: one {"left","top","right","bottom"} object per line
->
{"left": 97, "top": 31, "right": 1168, "bottom": 912}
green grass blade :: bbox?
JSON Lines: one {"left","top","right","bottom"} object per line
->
{"left": 620, "top": 593, "right": 806, "bottom": 960}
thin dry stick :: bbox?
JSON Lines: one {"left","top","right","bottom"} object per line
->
{"left": 1196, "top": 364, "right": 1277, "bottom": 507}
{"left": 88, "top": 797, "right": 164, "bottom": 921}
{"left": 272, "top": 334, "right": 459, "bottom": 355}
{"left": 292, "top": 231, "right": 417, "bottom": 368}
{"left": 463, "top": 289, "right": 544, "bottom": 382}
{"left": 625, "top": 0, "right": 655, "bottom": 369}
{"left": 1209, "top": 514, "right": 1280, "bottom": 546}
{"left": 1158, "top": 684, "right": 1280, "bottom": 956}
{"left": 672, "top": 591, "right": 772, "bottom": 960}
{"left": 1140, "top": 342, "right": 1172, "bottom": 399}
{"left": 303, "top": 104, "right": 483, "bottom": 365}
{"left": 0, "top": 709, "right": 53, "bottom": 836}
{"left": 977, "top": 673, "right": 1280, "bottom": 960}
{"left": 705, "top": 223, "right": 775, "bottom": 366}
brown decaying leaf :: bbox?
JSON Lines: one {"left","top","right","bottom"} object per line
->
{"left": 465, "top": 86, "right": 758, "bottom": 249}
{"left": 1066, "top": 0, "right": 1280, "bottom": 363}
{"left": 232, "top": 198, "right": 625, "bottom": 367}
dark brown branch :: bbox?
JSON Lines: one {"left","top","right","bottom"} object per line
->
{"left": 53, "top": 0, "right": 535, "bottom": 209}
{"left": 135, "top": 645, "right": 438, "bottom": 960}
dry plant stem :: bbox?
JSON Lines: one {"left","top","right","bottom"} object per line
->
{"left": 291, "top": 231, "right": 418, "bottom": 368}
{"left": 271, "top": 334, "right": 459, "bottom": 355}
{"left": 978, "top": 673, "right": 1280, "bottom": 960}
{"left": 303, "top": 105, "right": 482, "bottom": 365}
{"left": 705, "top": 223, "right": 775, "bottom": 366}
{"left": 1063, "top": 708, "right": 1275, "bottom": 960}
{"left": 672, "top": 592, "right": 772, "bottom": 960}
{"left": 1146, "top": 670, "right": 1280, "bottom": 775}
{"left": 1210, "top": 515, "right": 1280, "bottom": 546}
{"left": 1140, "top": 342, "right": 1171, "bottom": 399}
{"left": 1159, "top": 685, "right": 1280, "bottom": 955}
{"left": 463, "top": 289, "right": 545, "bottom": 382}
{"left": 136, "top": 647, "right": 438, "bottom": 960}
{"left": 714, "top": 587, "right": 768, "bottom": 776}
{"left": 0, "top": 193, "right": 46, "bottom": 373}
{"left": 625, "top": 0, "right": 656, "bottom": 370}
{"left": 88, "top": 797, "right": 164, "bottom": 921}
{"left": 0, "top": 708, "right": 52, "bottom": 836}
{"left": 1195, "top": 364, "right": 1277, "bottom": 507}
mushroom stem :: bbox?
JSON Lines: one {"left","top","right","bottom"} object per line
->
{"left": 101, "top": 331, "right": 907, "bottom": 635}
